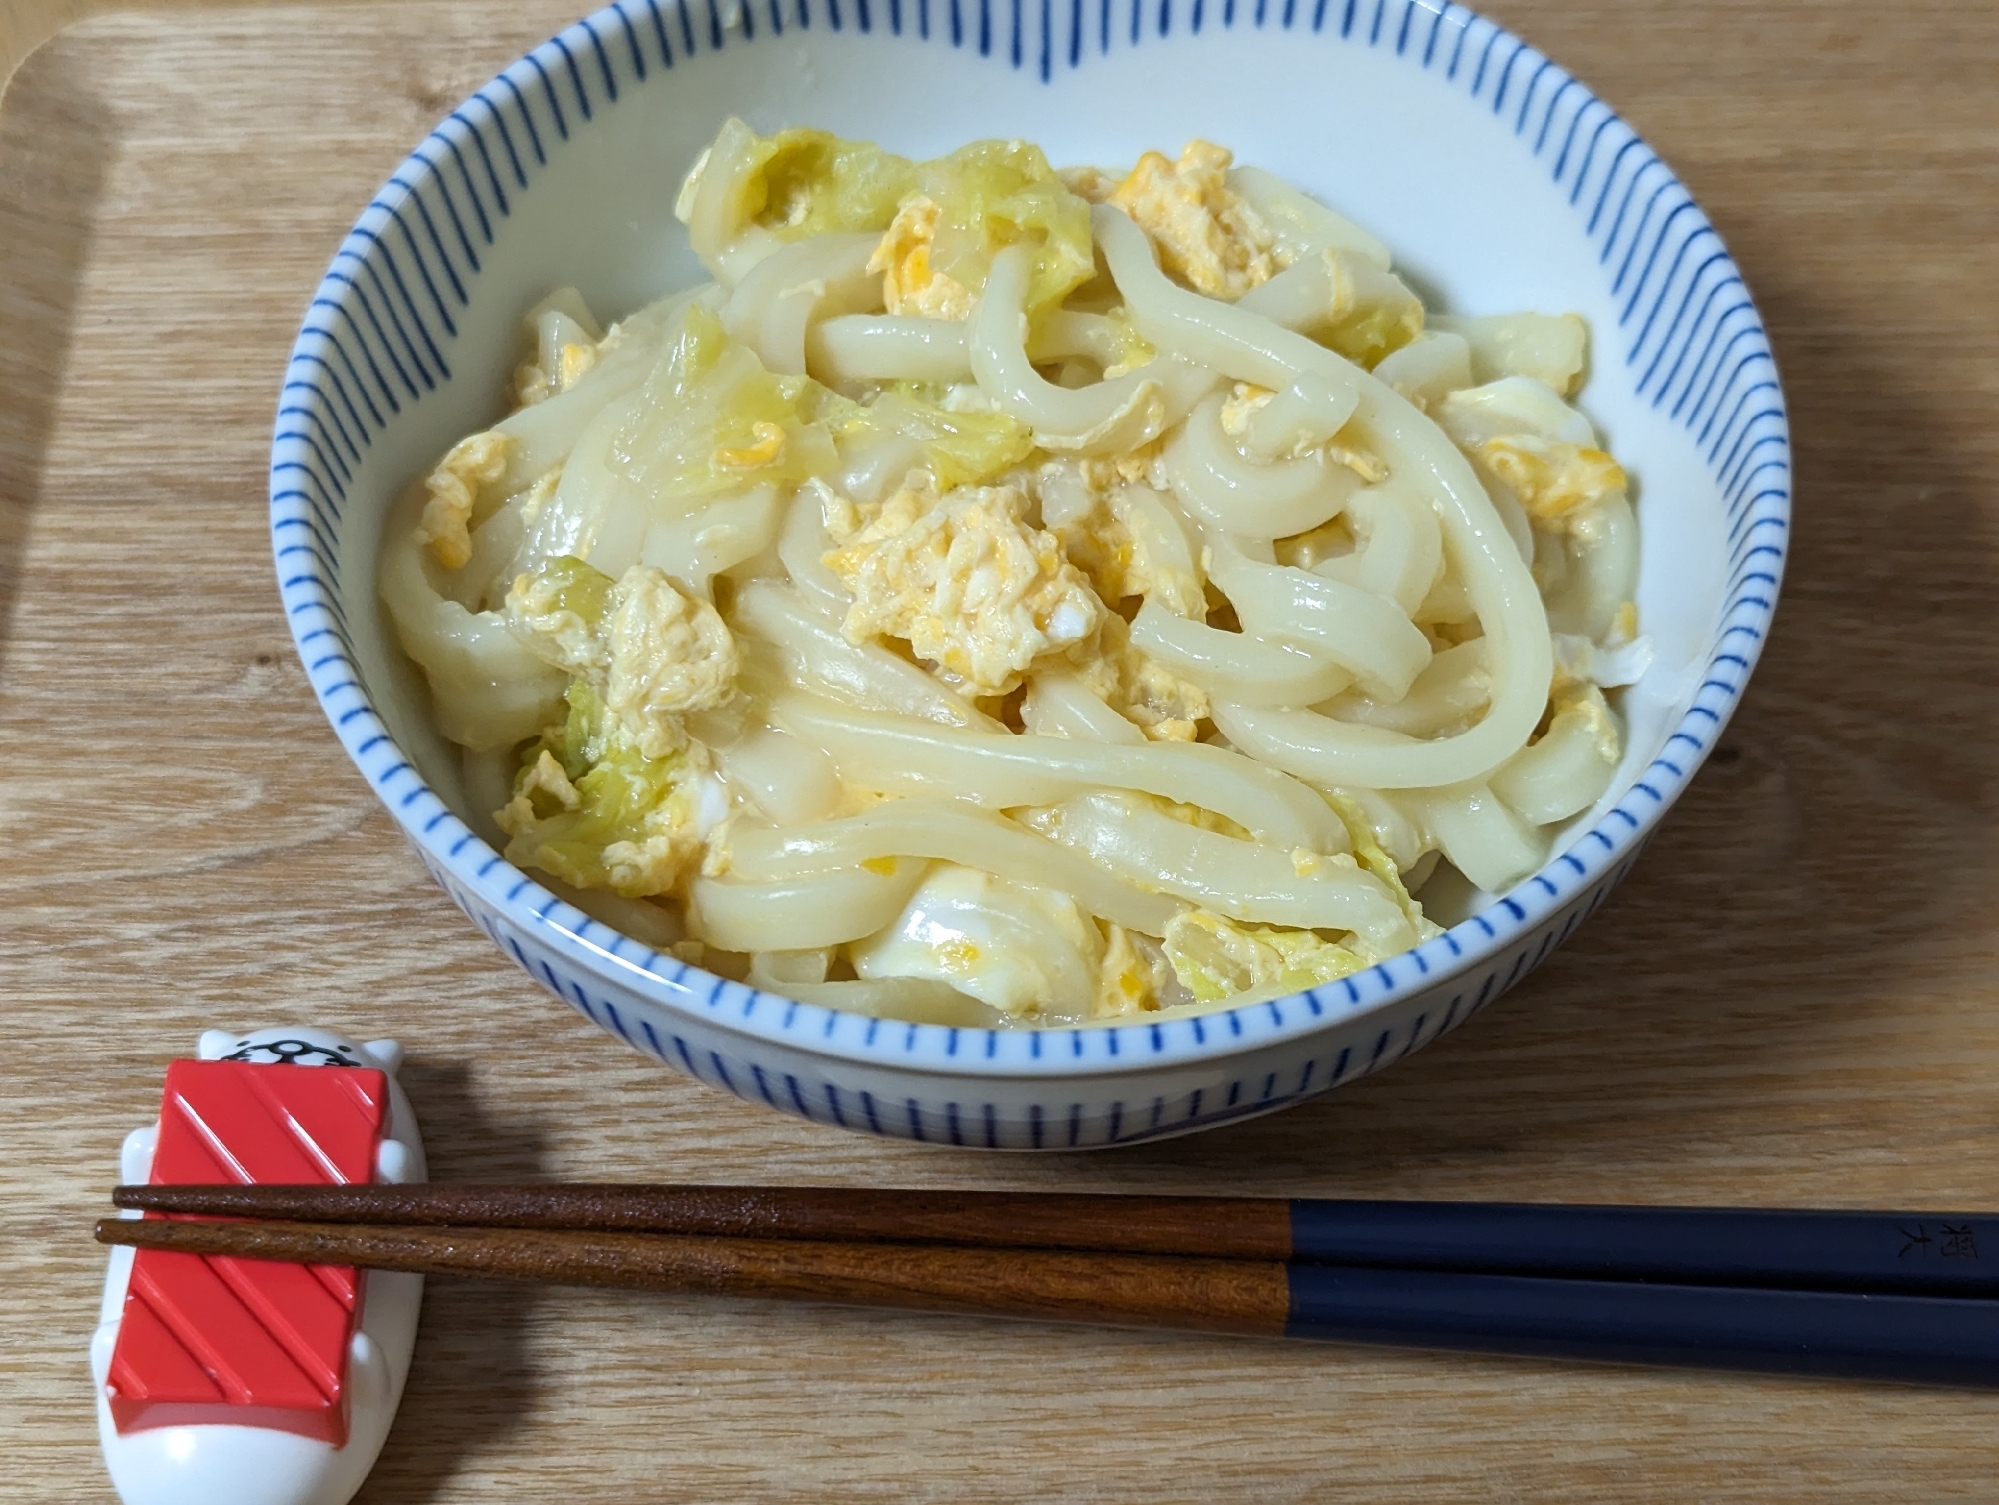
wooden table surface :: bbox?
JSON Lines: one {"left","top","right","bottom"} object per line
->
{"left": 2, "top": 0, "right": 1995, "bottom": 1498}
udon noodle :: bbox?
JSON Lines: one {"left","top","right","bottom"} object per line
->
{"left": 380, "top": 126, "right": 1648, "bottom": 1027}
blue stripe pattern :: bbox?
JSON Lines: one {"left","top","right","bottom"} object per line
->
{"left": 271, "top": 0, "right": 1788, "bottom": 1146}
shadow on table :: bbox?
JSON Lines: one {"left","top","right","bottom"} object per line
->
{"left": 355, "top": 1056, "right": 555, "bottom": 1505}
{"left": 1081, "top": 280, "right": 1999, "bottom": 1186}
{"left": 0, "top": 39, "right": 111, "bottom": 664}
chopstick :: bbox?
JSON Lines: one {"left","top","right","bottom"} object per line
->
{"left": 110, "top": 1183, "right": 1999, "bottom": 1296}
{"left": 94, "top": 1214, "right": 1999, "bottom": 1387}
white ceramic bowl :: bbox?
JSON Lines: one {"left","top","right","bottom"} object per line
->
{"left": 272, "top": 0, "right": 1789, "bottom": 1147}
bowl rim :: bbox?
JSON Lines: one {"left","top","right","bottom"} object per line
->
{"left": 270, "top": 0, "right": 1790, "bottom": 1079}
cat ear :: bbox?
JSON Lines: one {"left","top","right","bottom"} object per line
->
{"left": 197, "top": 1030, "right": 238, "bottom": 1061}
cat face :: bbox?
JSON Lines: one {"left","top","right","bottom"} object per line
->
{"left": 196, "top": 1027, "right": 404, "bottom": 1075}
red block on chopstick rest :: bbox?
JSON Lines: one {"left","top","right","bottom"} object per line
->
{"left": 104, "top": 1059, "right": 390, "bottom": 1443}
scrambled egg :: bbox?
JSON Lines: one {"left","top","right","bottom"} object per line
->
{"left": 417, "top": 431, "right": 517, "bottom": 570}
{"left": 513, "top": 340, "right": 599, "bottom": 408}
{"left": 1098, "top": 308, "right": 1157, "bottom": 378}
{"left": 1077, "top": 438, "right": 1168, "bottom": 492}
{"left": 1043, "top": 458, "right": 1206, "bottom": 618}
{"left": 1217, "top": 382, "right": 1276, "bottom": 439}
{"left": 507, "top": 557, "right": 740, "bottom": 759}
{"left": 1543, "top": 662, "right": 1622, "bottom": 765}
{"left": 514, "top": 747, "right": 582, "bottom": 814}
{"left": 1161, "top": 910, "right": 1367, "bottom": 1004}
{"left": 1095, "top": 922, "right": 1181, "bottom": 1017}
{"left": 1479, "top": 433, "right": 1627, "bottom": 533}
{"left": 869, "top": 196, "right": 976, "bottom": 320}
{"left": 1217, "top": 381, "right": 1388, "bottom": 477}
{"left": 820, "top": 472, "right": 1105, "bottom": 695}
{"left": 1057, "top": 165, "right": 1120, "bottom": 204}
{"left": 496, "top": 679, "right": 718, "bottom": 898}
{"left": 1067, "top": 613, "right": 1211, "bottom": 741}
{"left": 517, "top": 463, "right": 564, "bottom": 531}
{"left": 1108, "top": 140, "right": 1280, "bottom": 301}
{"left": 1609, "top": 600, "right": 1639, "bottom": 647}
{"left": 714, "top": 420, "right": 789, "bottom": 471}
{"left": 600, "top": 567, "right": 740, "bottom": 757}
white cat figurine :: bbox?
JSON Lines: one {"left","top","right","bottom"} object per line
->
{"left": 91, "top": 1027, "right": 427, "bottom": 1505}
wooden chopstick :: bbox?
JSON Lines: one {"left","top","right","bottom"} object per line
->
{"left": 93, "top": 1215, "right": 1999, "bottom": 1387}
{"left": 96, "top": 1216, "right": 1286, "bottom": 1335}
{"left": 110, "top": 1183, "right": 1999, "bottom": 1296}
{"left": 111, "top": 1183, "right": 1293, "bottom": 1259}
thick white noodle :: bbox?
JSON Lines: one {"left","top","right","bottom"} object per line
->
{"left": 458, "top": 496, "right": 527, "bottom": 612}
{"left": 1020, "top": 668, "right": 1148, "bottom": 742}
{"left": 809, "top": 315, "right": 973, "bottom": 384}
{"left": 746, "top": 974, "right": 1000, "bottom": 1025}
{"left": 1322, "top": 638, "right": 1489, "bottom": 738}
{"left": 540, "top": 874, "right": 686, "bottom": 949}
{"left": 1030, "top": 793, "right": 1412, "bottom": 954}
{"left": 1544, "top": 492, "right": 1638, "bottom": 640}
{"left": 1399, "top": 782, "right": 1547, "bottom": 894}
{"left": 969, "top": 245, "right": 1214, "bottom": 453}
{"left": 1211, "top": 701, "right": 1505, "bottom": 793}
{"left": 1096, "top": 205, "right": 1552, "bottom": 787}
{"left": 1234, "top": 252, "right": 1351, "bottom": 334}
{"left": 713, "top": 726, "right": 844, "bottom": 825}
{"left": 730, "top": 579, "right": 995, "bottom": 729}
{"left": 721, "top": 233, "right": 882, "bottom": 375}
{"left": 1228, "top": 165, "right": 1391, "bottom": 267}
{"left": 599, "top": 484, "right": 782, "bottom": 595}
{"left": 776, "top": 482, "right": 854, "bottom": 614}
{"left": 1243, "top": 373, "right": 1359, "bottom": 458}
{"left": 724, "top": 798, "right": 1183, "bottom": 934}
{"left": 378, "top": 518, "right": 565, "bottom": 750}
{"left": 774, "top": 692, "right": 1348, "bottom": 850}
{"left": 527, "top": 291, "right": 601, "bottom": 364}
{"left": 711, "top": 227, "right": 784, "bottom": 287}
{"left": 1307, "top": 483, "right": 1444, "bottom": 615}
{"left": 1430, "top": 312, "right": 1587, "bottom": 393}
{"left": 682, "top": 119, "right": 766, "bottom": 266}
{"left": 687, "top": 851, "right": 927, "bottom": 943}
{"left": 1372, "top": 331, "right": 1474, "bottom": 412}
{"left": 1330, "top": 783, "right": 1426, "bottom": 870}
{"left": 1129, "top": 600, "right": 1353, "bottom": 707}
{"left": 1162, "top": 393, "right": 1359, "bottom": 537}
{"left": 687, "top": 856, "right": 930, "bottom": 950}
{"left": 1488, "top": 699, "right": 1621, "bottom": 824}
{"left": 493, "top": 289, "right": 715, "bottom": 484}
{"left": 1207, "top": 546, "right": 1432, "bottom": 702}
{"left": 1031, "top": 310, "right": 1133, "bottom": 368}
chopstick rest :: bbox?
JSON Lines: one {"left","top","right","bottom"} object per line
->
{"left": 96, "top": 1213, "right": 1999, "bottom": 1388}
{"left": 91, "top": 1027, "right": 427, "bottom": 1505}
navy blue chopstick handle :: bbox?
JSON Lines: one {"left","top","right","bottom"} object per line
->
{"left": 1285, "top": 1202, "right": 1997, "bottom": 1295}
{"left": 1283, "top": 1265, "right": 1999, "bottom": 1386}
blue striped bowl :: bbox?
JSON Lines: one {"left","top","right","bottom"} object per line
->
{"left": 272, "top": 0, "right": 1788, "bottom": 1147}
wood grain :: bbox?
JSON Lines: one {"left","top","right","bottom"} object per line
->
{"left": 0, "top": 0, "right": 1995, "bottom": 1499}
{"left": 108, "top": 1182, "right": 1304, "bottom": 1258}
{"left": 95, "top": 1219, "right": 1297, "bottom": 1335}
